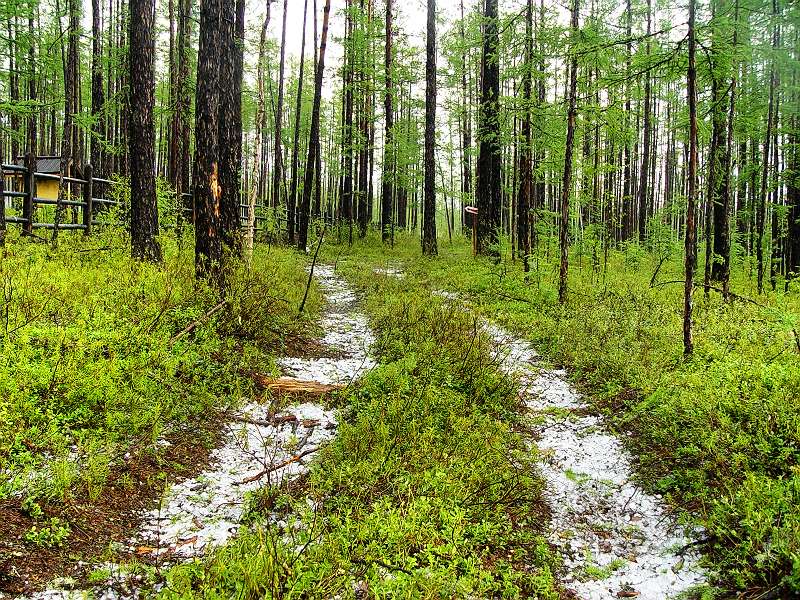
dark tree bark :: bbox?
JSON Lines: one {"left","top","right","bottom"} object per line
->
{"left": 517, "top": 0, "right": 533, "bottom": 272}
{"left": 476, "top": 0, "right": 501, "bottom": 256}
{"left": 621, "top": 0, "right": 633, "bottom": 242}
{"left": 357, "top": 0, "right": 372, "bottom": 239}
{"left": 218, "top": 0, "right": 245, "bottom": 257}
{"left": 422, "top": 0, "right": 437, "bottom": 256}
{"left": 297, "top": 0, "right": 331, "bottom": 251}
{"left": 194, "top": 0, "right": 224, "bottom": 277}
{"left": 637, "top": 0, "right": 652, "bottom": 242}
{"left": 459, "top": 0, "right": 472, "bottom": 227}
{"left": 289, "top": 0, "right": 309, "bottom": 245}
{"left": 381, "top": 0, "right": 394, "bottom": 242}
{"left": 273, "top": 0, "right": 288, "bottom": 232}
{"left": 26, "top": 12, "right": 37, "bottom": 156}
{"left": 712, "top": 0, "right": 738, "bottom": 297}
{"left": 685, "top": 0, "right": 699, "bottom": 355}
{"left": 91, "top": 0, "right": 106, "bottom": 175}
{"left": 757, "top": 0, "right": 778, "bottom": 295}
{"left": 558, "top": 0, "right": 579, "bottom": 304}
{"left": 128, "top": 0, "right": 162, "bottom": 261}
{"left": 788, "top": 29, "right": 800, "bottom": 284}
{"left": 52, "top": 0, "right": 80, "bottom": 246}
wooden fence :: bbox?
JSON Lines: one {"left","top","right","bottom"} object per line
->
{"left": 0, "top": 154, "right": 120, "bottom": 238}
{"left": 1, "top": 154, "right": 279, "bottom": 242}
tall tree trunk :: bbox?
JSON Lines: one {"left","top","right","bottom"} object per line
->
{"left": 194, "top": 0, "right": 223, "bottom": 278}
{"left": 52, "top": 0, "right": 79, "bottom": 246}
{"left": 459, "top": 0, "right": 472, "bottom": 224}
{"left": 637, "top": 0, "right": 652, "bottom": 242}
{"left": 297, "top": 0, "right": 331, "bottom": 251}
{"left": 91, "top": 0, "right": 106, "bottom": 176}
{"left": 684, "top": 0, "right": 699, "bottom": 355}
{"left": 129, "top": 0, "right": 162, "bottom": 261}
{"left": 247, "top": 2, "right": 273, "bottom": 254}
{"left": 517, "top": 0, "right": 533, "bottom": 272}
{"left": 559, "top": 0, "right": 579, "bottom": 304}
{"left": 381, "top": 0, "right": 394, "bottom": 242}
{"left": 714, "top": 0, "right": 738, "bottom": 297}
{"left": 476, "top": 0, "right": 501, "bottom": 256}
{"left": 787, "top": 28, "right": 800, "bottom": 285}
{"left": 26, "top": 11, "right": 37, "bottom": 156}
{"left": 422, "top": 0, "right": 437, "bottom": 256}
{"left": 757, "top": 0, "right": 778, "bottom": 295}
{"left": 288, "top": 0, "right": 309, "bottom": 245}
{"left": 621, "top": 0, "right": 633, "bottom": 241}
{"left": 218, "top": 0, "right": 245, "bottom": 257}
{"left": 273, "top": 0, "right": 288, "bottom": 233}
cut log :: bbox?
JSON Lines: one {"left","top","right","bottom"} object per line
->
{"left": 253, "top": 375, "right": 344, "bottom": 395}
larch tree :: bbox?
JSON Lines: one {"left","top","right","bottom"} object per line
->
{"left": 288, "top": 0, "right": 309, "bottom": 245}
{"left": 297, "top": 0, "right": 331, "bottom": 251}
{"left": 558, "top": 0, "right": 579, "bottom": 304}
{"left": 516, "top": 0, "right": 533, "bottom": 272}
{"left": 381, "top": 0, "right": 394, "bottom": 243}
{"left": 194, "top": 0, "right": 224, "bottom": 278}
{"left": 273, "top": 0, "right": 289, "bottom": 233}
{"left": 422, "top": 0, "right": 437, "bottom": 256}
{"left": 684, "top": 0, "right": 699, "bottom": 355}
{"left": 128, "top": 0, "right": 162, "bottom": 262}
{"left": 476, "top": 0, "right": 501, "bottom": 256}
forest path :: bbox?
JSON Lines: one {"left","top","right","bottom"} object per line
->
{"left": 485, "top": 319, "right": 706, "bottom": 598}
{"left": 26, "top": 266, "right": 373, "bottom": 599}
{"left": 425, "top": 287, "right": 707, "bottom": 599}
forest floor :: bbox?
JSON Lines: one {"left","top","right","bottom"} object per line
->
{"left": 3, "top": 230, "right": 799, "bottom": 599}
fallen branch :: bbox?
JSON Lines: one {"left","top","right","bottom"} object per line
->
{"left": 237, "top": 446, "right": 320, "bottom": 485}
{"left": 232, "top": 414, "right": 298, "bottom": 427}
{"left": 254, "top": 375, "right": 344, "bottom": 395}
{"left": 299, "top": 225, "right": 327, "bottom": 314}
{"left": 170, "top": 299, "right": 227, "bottom": 344}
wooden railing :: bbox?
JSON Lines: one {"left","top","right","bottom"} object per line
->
{"left": 1, "top": 154, "right": 121, "bottom": 238}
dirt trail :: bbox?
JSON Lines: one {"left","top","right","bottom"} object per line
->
{"left": 485, "top": 323, "right": 706, "bottom": 599}
{"left": 24, "top": 266, "right": 373, "bottom": 599}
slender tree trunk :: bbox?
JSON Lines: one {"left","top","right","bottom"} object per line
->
{"left": 129, "top": 0, "right": 162, "bottom": 261}
{"left": 52, "top": 0, "right": 79, "bottom": 246}
{"left": 637, "top": 0, "right": 652, "bottom": 242}
{"left": 476, "top": 0, "right": 501, "bottom": 256}
{"left": 247, "top": 3, "right": 272, "bottom": 254}
{"left": 517, "top": 0, "right": 533, "bottom": 272}
{"left": 26, "top": 12, "right": 37, "bottom": 156}
{"left": 273, "top": 0, "right": 288, "bottom": 234}
{"left": 559, "top": 0, "right": 579, "bottom": 304}
{"left": 297, "top": 0, "right": 331, "bottom": 251}
{"left": 621, "top": 0, "right": 633, "bottom": 241}
{"left": 684, "top": 0, "right": 699, "bottom": 355}
{"left": 91, "top": 0, "right": 106, "bottom": 175}
{"left": 757, "top": 0, "right": 778, "bottom": 295}
{"left": 422, "top": 0, "right": 437, "bottom": 256}
{"left": 381, "top": 0, "right": 394, "bottom": 242}
{"left": 194, "top": 0, "right": 224, "bottom": 278}
{"left": 288, "top": 0, "right": 309, "bottom": 245}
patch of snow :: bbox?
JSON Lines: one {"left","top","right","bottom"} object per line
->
{"left": 484, "top": 323, "right": 706, "bottom": 599}
{"left": 23, "top": 265, "right": 374, "bottom": 600}
{"left": 372, "top": 266, "right": 405, "bottom": 279}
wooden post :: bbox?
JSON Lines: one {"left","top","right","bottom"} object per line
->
{"left": 23, "top": 153, "right": 35, "bottom": 236}
{"left": 83, "top": 163, "right": 93, "bottom": 235}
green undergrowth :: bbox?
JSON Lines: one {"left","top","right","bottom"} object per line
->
{"left": 317, "top": 231, "right": 800, "bottom": 596}
{"left": 162, "top": 265, "right": 559, "bottom": 599}
{"left": 0, "top": 228, "right": 320, "bottom": 505}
